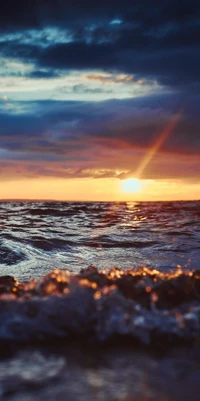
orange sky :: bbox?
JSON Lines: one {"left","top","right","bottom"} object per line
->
{"left": 1, "top": 177, "right": 200, "bottom": 201}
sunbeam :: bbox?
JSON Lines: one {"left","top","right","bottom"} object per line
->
{"left": 135, "top": 111, "right": 183, "bottom": 178}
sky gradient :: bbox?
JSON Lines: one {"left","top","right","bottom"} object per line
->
{"left": 0, "top": 0, "right": 200, "bottom": 200}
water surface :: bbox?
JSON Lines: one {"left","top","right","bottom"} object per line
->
{"left": 0, "top": 200, "right": 199, "bottom": 280}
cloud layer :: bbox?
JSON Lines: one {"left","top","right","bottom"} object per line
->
{"left": 0, "top": 95, "right": 200, "bottom": 180}
{"left": 0, "top": 1, "right": 200, "bottom": 89}
{"left": 0, "top": 1, "right": 200, "bottom": 184}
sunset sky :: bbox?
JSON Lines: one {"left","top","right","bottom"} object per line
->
{"left": 0, "top": 0, "right": 200, "bottom": 201}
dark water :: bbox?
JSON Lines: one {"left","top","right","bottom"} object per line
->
{"left": 0, "top": 200, "right": 200, "bottom": 280}
{"left": 0, "top": 200, "right": 200, "bottom": 401}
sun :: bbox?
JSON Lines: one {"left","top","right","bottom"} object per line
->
{"left": 121, "top": 178, "right": 142, "bottom": 193}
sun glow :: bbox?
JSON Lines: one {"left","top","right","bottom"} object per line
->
{"left": 121, "top": 178, "right": 142, "bottom": 193}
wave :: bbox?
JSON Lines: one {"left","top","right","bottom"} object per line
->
{"left": 0, "top": 244, "right": 26, "bottom": 265}
{"left": 82, "top": 239, "right": 158, "bottom": 248}
{"left": 0, "top": 200, "right": 200, "bottom": 277}
{"left": 0, "top": 266, "right": 200, "bottom": 346}
{"left": 28, "top": 237, "right": 74, "bottom": 251}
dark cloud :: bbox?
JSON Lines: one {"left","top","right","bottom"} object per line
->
{"left": 0, "top": 40, "right": 39, "bottom": 61}
{"left": 0, "top": 1, "right": 199, "bottom": 90}
{"left": 0, "top": 95, "right": 199, "bottom": 162}
{"left": 0, "top": 1, "right": 199, "bottom": 30}
{"left": 39, "top": 42, "right": 116, "bottom": 70}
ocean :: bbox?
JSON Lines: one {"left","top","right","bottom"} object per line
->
{"left": 0, "top": 200, "right": 200, "bottom": 401}
{"left": 0, "top": 200, "right": 200, "bottom": 280}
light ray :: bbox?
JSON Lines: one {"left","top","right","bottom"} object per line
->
{"left": 135, "top": 111, "right": 183, "bottom": 178}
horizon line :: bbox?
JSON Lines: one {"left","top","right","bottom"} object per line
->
{"left": 0, "top": 198, "right": 199, "bottom": 203}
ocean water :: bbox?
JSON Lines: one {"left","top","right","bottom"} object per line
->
{"left": 0, "top": 200, "right": 200, "bottom": 400}
{"left": 0, "top": 200, "right": 199, "bottom": 280}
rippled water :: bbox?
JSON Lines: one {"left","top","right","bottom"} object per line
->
{"left": 0, "top": 200, "right": 200, "bottom": 280}
{"left": 0, "top": 200, "right": 200, "bottom": 400}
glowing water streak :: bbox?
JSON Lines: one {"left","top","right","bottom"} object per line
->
{"left": 135, "top": 111, "right": 183, "bottom": 179}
